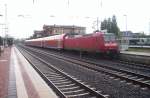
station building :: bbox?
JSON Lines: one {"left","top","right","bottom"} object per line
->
{"left": 43, "top": 25, "right": 86, "bottom": 35}
{"left": 33, "top": 25, "right": 86, "bottom": 38}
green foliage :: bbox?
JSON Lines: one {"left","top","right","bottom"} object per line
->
{"left": 101, "top": 15, "right": 120, "bottom": 37}
{"left": 7, "top": 37, "right": 14, "bottom": 46}
{"left": 0, "top": 36, "right": 4, "bottom": 45}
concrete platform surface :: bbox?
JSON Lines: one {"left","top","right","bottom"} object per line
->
{"left": 0, "top": 46, "right": 58, "bottom": 98}
{"left": 121, "top": 51, "right": 150, "bottom": 57}
{"left": 120, "top": 51, "right": 150, "bottom": 65}
{"left": 0, "top": 47, "right": 11, "bottom": 98}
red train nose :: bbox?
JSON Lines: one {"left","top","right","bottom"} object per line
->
{"left": 104, "top": 43, "right": 118, "bottom": 50}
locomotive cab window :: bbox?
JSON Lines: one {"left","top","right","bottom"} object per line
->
{"left": 104, "top": 33, "right": 116, "bottom": 42}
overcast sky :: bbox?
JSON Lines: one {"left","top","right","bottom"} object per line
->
{"left": 0, "top": 0, "right": 150, "bottom": 38}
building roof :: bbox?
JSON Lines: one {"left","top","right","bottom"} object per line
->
{"left": 43, "top": 24, "right": 86, "bottom": 29}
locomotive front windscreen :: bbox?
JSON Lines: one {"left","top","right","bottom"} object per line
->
{"left": 104, "top": 33, "right": 116, "bottom": 42}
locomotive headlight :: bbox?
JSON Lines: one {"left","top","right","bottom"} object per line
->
{"left": 104, "top": 43, "right": 117, "bottom": 47}
{"left": 104, "top": 43, "right": 109, "bottom": 47}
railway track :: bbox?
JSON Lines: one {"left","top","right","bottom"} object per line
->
{"left": 116, "top": 60, "right": 150, "bottom": 70}
{"left": 18, "top": 45, "right": 150, "bottom": 90}
{"left": 18, "top": 46, "right": 108, "bottom": 98}
{"left": 29, "top": 45, "right": 150, "bottom": 71}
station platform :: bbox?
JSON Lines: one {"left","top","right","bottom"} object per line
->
{"left": 120, "top": 51, "right": 150, "bottom": 65}
{"left": 121, "top": 51, "right": 150, "bottom": 57}
{"left": 0, "top": 46, "right": 58, "bottom": 98}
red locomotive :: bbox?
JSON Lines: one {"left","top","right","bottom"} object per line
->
{"left": 25, "top": 31, "right": 119, "bottom": 57}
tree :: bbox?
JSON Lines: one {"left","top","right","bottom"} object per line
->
{"left": 101, "top": 15, "right": 120, "bottom": 37}
{"left": 101, "top": 19, "right": 107, "bottom": 30}
{"left": 111, "top": 15, "right": 120, "bottom": 36}
{"left": 107, "top": 18, "right": 112, "bottom": 33}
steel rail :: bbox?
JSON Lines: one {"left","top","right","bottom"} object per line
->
{"left": 19, "top": 45, "right": 150, "bottom": 89}
{"left": 17, "top": 46, "right": 107, "bottom": 98}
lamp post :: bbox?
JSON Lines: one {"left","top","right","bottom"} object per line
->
{"left": 123, "top": 14, "right": 129, "bottom": 50}
{"left": 0, "top": 14, "right": 5, "bottom": 53}
{"left": 97, "top": 0, "right": 103, "bottom": 31}
{"left": 4, "top": 4, "right": 8, "bottom": 47}
{"left": 96, "top": 17, "right": 99, "bottom": 31}
{"left": 124, "top": 15, "right": 127, "bottom": 36}
{"left": 0, "top": 14, "right": 5, "bottom": 37}
{"left": 149, "top": 21, "right": 150, "bottom": 35}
